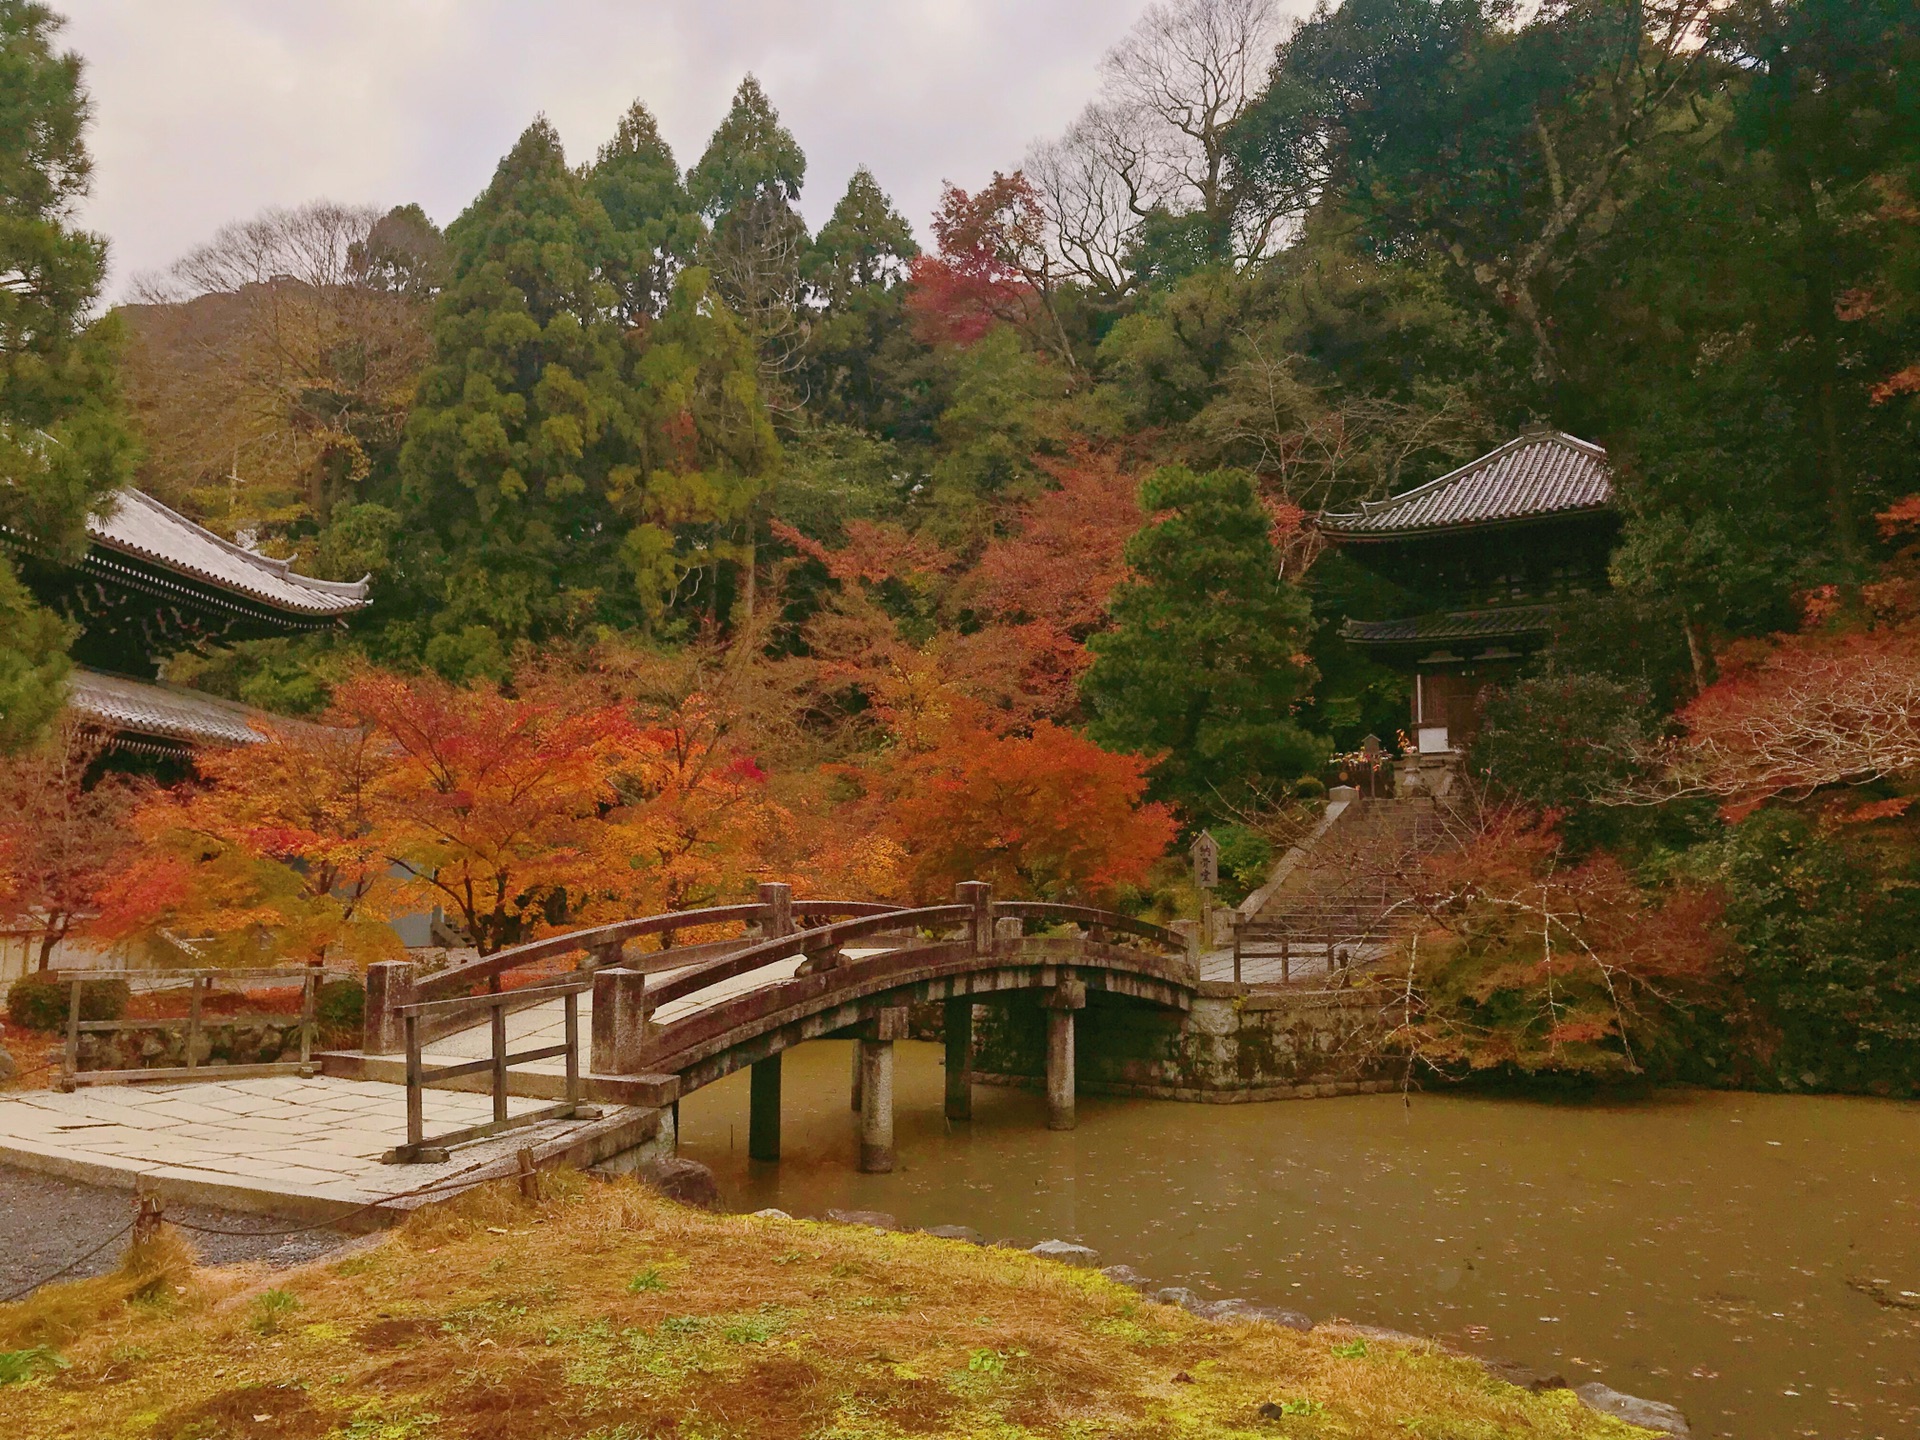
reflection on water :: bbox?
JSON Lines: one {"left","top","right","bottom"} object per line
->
{"left": 678, "top": 1039, "right": 1920, "bottom": 1440}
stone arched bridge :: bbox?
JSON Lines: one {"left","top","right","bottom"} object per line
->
{"left": 346, "top": 883, "right": 1199, "bottom": 1172}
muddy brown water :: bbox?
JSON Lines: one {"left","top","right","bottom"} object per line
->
{"left": 677, "top": 1039, "right": 1920, "bottom": 1439}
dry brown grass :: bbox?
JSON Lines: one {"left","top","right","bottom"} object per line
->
{"left": 0, "top": 1174, "right": 1658, "bottom": 1438}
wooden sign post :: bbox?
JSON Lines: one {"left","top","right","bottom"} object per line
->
{"left": 1191, "top": 830, "right": 1220, "bottom": 950}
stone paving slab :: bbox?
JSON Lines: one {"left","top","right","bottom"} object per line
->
{"left": 0, "top": 1075, "right": 627, "bottom": 1225}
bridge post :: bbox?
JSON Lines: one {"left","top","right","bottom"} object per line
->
{"left": 943, "top": 996, "right": 973, "bottom": 1122}
{"left": 590, "top": 967, "right": 650, "bottom": 1073}
{"left": 749, "top": 1054, "right": 781, "bottom": 1162}
{"left": 858, "top": 1006, "right": 908, "bottom": 1172}
{"left": 1044, "top": 977, "right": 1087, "bottom": 1132}
{"left": 956, "top": 880, "right": 995, "bottom": 956}
{"left": 363, "top": 960, "right": 417, "bottom": 1055}
{"left": 757, "top": 880, "right": 794, "bottom": 939}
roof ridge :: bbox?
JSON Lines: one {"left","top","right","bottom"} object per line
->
{"left": 1352, "top": 432, "right": 1604, "bottom": 517}
{"left": 98, "top": 489, "right": 372, "bottom": 600}
{"left": 82, "top": 487, "right": 371, "bottom": 614}
{"left": 1318, "top": 431, "right": 1611, "bottom": 537}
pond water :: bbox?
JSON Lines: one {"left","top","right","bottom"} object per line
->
{"left": 677, "top": 1039, "right": 1920, "bottom": 1440}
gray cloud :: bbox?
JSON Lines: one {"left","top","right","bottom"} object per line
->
{"left": 57, "top": 0, "right": 1169, "bottom": 294}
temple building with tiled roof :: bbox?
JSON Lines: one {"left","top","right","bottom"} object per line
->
{"left": 4, "top": 489, "right": 370, "bottom": 762}
{"left": 1319, "top": 430, "right": 1617, "bottom": 756}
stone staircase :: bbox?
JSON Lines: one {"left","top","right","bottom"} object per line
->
{"left": 1227, "top": 794, "right": 1459, "bottom": 983}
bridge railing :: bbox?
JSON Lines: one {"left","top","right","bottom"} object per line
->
{"left": 643, "top": 904, "right": 972, "bottom": 1009}
{"left": 383, "top": 978, "right": 592, "bottom": 1164}
{"left": 411, "top": 898, "right": 912, "bottom": 1003}
{"left": 994, "top": 901, "right": 1186, "bottom": 953}
{"left": 363, "top": 881, "right": 1199, "bottom": 1060}
{"left": 637, "top": 889, "right": 1194, "bottom": 1042}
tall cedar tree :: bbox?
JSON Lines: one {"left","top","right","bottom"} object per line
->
{"left": 1082, "top": 466, "right": 1324, "bottom": 818}
{"left": 398, "top": 119, "right": 638, "bottom": 679}
{"left": 801, "top": 167, "right": 920, "bottom": 426}
{"left": 687, "top": 77, "right": 810, "bottom": 395}
{"left": 0, "top": 1, "right": 136, "bottom": 750}
{"left": 398, "top": 119, "right": 774, "bottom": 675}
{"left": 588, "top": 101, "right": 703, "bottom": 324}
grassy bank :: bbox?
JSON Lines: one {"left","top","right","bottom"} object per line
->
{"left": 0, "top": 1173, "right": 1656, "bottom": 1439}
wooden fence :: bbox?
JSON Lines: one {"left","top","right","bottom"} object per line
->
{"left": 56, "top": 967, "right": 344, "bottom": 1090}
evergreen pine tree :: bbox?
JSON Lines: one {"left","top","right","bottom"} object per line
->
{"left": 805, "top": 166, "right": 918, "bottom": 303}
{"left": 398, "top": 118, "right": 778, "bottom": 674}
{"left": 1082, "top": 466, "right": 1324, "bottom": 817}
{"left": 587, "top": 101, "right": 702, "bottom": 323}
{"left": 0, "top": 1, "right": 136, "bottom": 751}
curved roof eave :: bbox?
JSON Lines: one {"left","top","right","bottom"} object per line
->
{"left": 86, "top": 488, "right": 372, "bottom": 617}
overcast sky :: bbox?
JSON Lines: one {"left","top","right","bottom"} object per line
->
{"left": 56, "top": 0, "right": 1186, "bottom": 297}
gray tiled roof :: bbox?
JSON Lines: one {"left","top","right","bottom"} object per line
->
{"left": 1320, "top": 432, "right": 1612, "bottom": 537}
{"left": 88, "top": 489, "right": 371, "bottom": 616}
{"left": 67, "top": 668, "right": 291, "bottom": 748}
{"left": 1341, "top": 605, "right": 1558, "bottom": 646}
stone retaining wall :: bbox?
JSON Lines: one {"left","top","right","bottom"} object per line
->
{"left": 965, "top": 984, "right": 1400, "bottom": 1102}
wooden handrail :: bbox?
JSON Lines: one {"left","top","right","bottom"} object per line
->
{"left": 413, "top": 904, "right": 762, "bottom": 1000}
{"left": 387, "top": 980, "right": 590, "bottom": 1164}
{"left": 50, "top": 966, "right": 352, "bottom": 984}
{"left": 993, "top": 902, "right": 1184, "bottom": 950}
{"left": 644, "top": 905, "right": 970, "bottom": 1009}
{"left": 397, "top": 978, "right": 592, "bottom": 1018}
{"left": 414, "top": 899, "right": 915, "bottom": 1001}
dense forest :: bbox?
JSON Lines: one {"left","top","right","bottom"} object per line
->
{"left": 3, "top": 0, "right": 1918, "bottom": 1093}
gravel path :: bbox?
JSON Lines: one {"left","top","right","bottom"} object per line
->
{"left": 0, "top": 1165, "right": 356, "bottom": 1300}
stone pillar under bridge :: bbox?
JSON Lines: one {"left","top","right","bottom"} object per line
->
{"left": 943, "top": 997, "right": 973, "bottom": 1122}
{"left": 858, "top": 1005, "right": 909, "bottom": 1173}
{"left": 748, "top": 1054, "right": 781, "bottom": 1162}
{"left": 1044, "top": 977, "right": 1086, "bottom": 1131}
{"left": 970, "top": 986, "right": 1400, "bottom": 1104}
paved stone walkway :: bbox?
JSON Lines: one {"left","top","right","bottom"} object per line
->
{"left": 0, "top": 1074, "right": 576, "bottom": 1212}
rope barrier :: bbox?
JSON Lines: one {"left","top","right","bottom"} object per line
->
{"left": 0, "top": 1220, "right": 138, "bottom": 1304}
{"left": 1, "top": 1155, "right": 508, "bottom": 1302}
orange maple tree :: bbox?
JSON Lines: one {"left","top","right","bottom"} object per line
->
{"left": 96, "top": 720, "right": 403, "bottom": 967}
{"left": 877, "top": 712, "right": 1176, "bottom": 903}
{"left": 906, "top": 172, "right": 1076, "bottom": 370}
{"left": 333, "top": 670, "right": 644, "bottom": 955}
{"left": 968, "top": 449, "right": 1143, "bottom": 635}
{"left": 1662, "top": 623, "right": 1920, "bottom": 817}
{"left": 1385, "top": 805, "right": 1727, "bottom": 1078}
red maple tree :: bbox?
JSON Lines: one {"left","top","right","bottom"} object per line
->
{"left": 906, "top": 172, "right": 1076, "bottom": 369}
{"left": 0, "top": 725, "right": 142, "bottom": 970}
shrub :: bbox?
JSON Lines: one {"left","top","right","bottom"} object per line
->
{"left": 1212, "top": 825, "right": 1275, "bottom": 904}
{"left": 1470, "top": 673, "right": 1687, "bottom": 852}
{"left": 6, "top": 974, "right": 130, "bottom": 1032}
{"left": 1693, "top": 809, "right": 1920, "bottom": 1093}
{"left": 316, "top": 978, "right": 365, "bottom": 1033}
